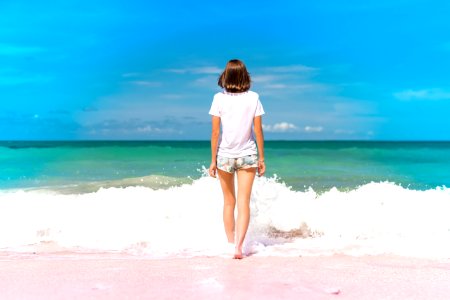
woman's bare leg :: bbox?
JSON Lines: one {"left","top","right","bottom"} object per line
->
{"left": 217, "top": 169, "right": 236, "bottom": 243}
{"left": 234, "top": 168, "right": 257, "bottom": 258}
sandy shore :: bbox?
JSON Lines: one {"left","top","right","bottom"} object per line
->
{"left": 0, "top": 254, "right": 449, "bottom": 299}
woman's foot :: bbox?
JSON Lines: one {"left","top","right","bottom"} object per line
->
{"left": 233, "top": 247, "right": 243, "bottom": 259}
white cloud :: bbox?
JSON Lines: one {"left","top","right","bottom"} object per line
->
{"left": 166, "top": 66, "right": 222, "bottom": 75}
{"left": 252, "top": 75, "right": 279, "bottom": 83}
{"left": 263, "top": 122, "right": 325, "bottom": 133}
{"left": 263, "top": 122, "right": 298, "bottom": 132}
{"left": 263, "top": 65, "right": 318, "bottom": 73}
{"left": 122, "top": 72, "right": 140, "bottom": 78}
{"left": 264, "top": 84, "right": 288, "bottom": 89}
{"left": 291, "top": 83, "right": 330, "bottom": 92}
{"left": 166, "top": 69, "right": 186, "bottom": 74}
{"left": 137, "top": 125, "right": 165, "bottom": 133}
{"left": 81, "top": 118, "right": 183, "bottom": 138}
{"left": 252, "top": 64, "right": 328, "bottom": 95}
{"left": 192, "top": 75, "right": 218, "bottom": 88}
{"left": 130, "top": 80, "right": 162, "bottom": 87}
{"left": 191, "top": 67, "right": 222, "bottom": 74}
{"left": 394, "top": 88, "right": 450, "bottom": 100}
{"left": 167, "top": 64, "right": 316, "bottom": 77}
{"left": 304, "top": 126, "right": 324, "bottom": 133}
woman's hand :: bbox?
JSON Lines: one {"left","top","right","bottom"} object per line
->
{"left": 258, "top": 160, "right": 266, "bottom": 177}
{"left": 209, "top": 162, "right": 217, "bottom": 178}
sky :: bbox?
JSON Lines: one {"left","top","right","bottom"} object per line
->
{"left": 1, "top": 0, "right": 450, "bottom": 140}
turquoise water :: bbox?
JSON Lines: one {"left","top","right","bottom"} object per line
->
{"left": 1, "top": 141, "right": 449, "bottom": 191}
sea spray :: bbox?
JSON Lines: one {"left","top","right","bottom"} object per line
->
{"left": 1, "top": 176, "right": 449, "bottom": 259}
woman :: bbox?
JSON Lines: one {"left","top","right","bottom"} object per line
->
{"left": 208, "top": 59, "right": 265, "bottom": 259}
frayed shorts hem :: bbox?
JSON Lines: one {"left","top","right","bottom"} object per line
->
{"left": 216, "top": 154, "right": 258, "bottom": 173}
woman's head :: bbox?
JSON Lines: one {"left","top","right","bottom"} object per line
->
{"left": 218, "top": 59, "right": 251, "bottom": 93}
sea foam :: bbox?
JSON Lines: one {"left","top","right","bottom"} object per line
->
{"left": 0, "top": 176, "right": 449, "bottom": 259}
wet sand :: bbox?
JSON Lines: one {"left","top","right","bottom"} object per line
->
{"left": 0, "top": 254, "right": 449, "bottom": 299}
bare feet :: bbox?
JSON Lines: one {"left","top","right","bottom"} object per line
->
{"left": 233, "top": 247, "right": 243, "bottom": 259}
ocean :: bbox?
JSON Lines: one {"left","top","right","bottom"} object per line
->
{"left": 1, "top": 141, "right": 449, "bottom": 258}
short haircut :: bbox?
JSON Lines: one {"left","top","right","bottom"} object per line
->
{"left": 218, "top": 59, "right": 251, "bottom": 93}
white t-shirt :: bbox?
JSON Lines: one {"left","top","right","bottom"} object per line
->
{"left": 209, "top": 90, "right": 265, "bottom": 158}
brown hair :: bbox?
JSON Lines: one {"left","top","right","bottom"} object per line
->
{"left": 218, "top": 59, "right": 251, "bottom": 93}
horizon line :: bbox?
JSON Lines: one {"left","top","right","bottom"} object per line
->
{"left": 1, "top": 139, "right": 450, "bottom": 143}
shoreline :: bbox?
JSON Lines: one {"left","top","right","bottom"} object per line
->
{"left": 1, "top": 254, "right": 449, "bottom": 299}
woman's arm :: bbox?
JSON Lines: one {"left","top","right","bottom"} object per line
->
{"left": 209, "top": 116, "right": 221, "bottom": 177}
{"left": 254, "top": 116, "right": 265, "bottom": 176}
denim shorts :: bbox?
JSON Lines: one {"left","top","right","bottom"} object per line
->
{"left": 217, "top": 154, "right": 258, "bottom": 173}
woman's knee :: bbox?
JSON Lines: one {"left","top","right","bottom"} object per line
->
{"left": 223, "top": 196, "right": 236, "bottom": 207}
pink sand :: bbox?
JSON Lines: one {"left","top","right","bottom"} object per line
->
{"left": 0, "top": 254, "right": 449, "bottom": 299}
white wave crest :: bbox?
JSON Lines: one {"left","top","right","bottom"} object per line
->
{"left": 0, "top": 177, "right": 449, "bottom": 259}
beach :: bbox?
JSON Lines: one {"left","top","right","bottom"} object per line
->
{"left": 1, "top": 254, "right": 449, "bottom": 299}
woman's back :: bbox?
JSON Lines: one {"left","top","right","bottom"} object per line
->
{"left": 209, "top": 91, "right": 264, "bottom": 157}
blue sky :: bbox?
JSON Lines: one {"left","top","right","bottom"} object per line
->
{"left": 1, "top": 0, "right": 450, "bottom": 140}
